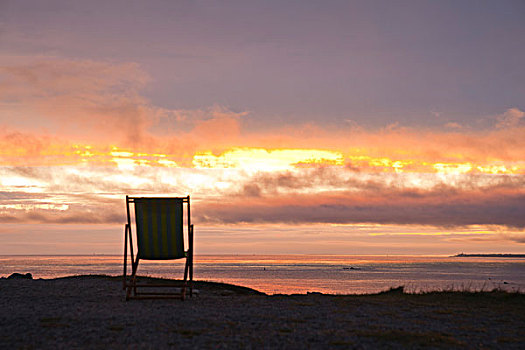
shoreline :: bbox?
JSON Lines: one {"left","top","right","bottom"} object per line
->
{"left": 1, "top": 275, "right": 524, "bottom": 348}
{"left": 5, "top": 273, "right": 523, "bottom": 296}
{"left": 452, "top": 253, "right": 525, "bottom": 258}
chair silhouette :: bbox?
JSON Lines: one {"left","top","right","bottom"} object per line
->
{"left": 123, "top": 196, "right": 194, "bottom": 300}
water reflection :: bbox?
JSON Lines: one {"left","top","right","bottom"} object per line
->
{"left": 1, "top": 255, "right": 523, "bottom": 294}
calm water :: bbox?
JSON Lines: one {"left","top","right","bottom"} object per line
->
{"left": 1, "top": 255, "right": 524, "bottom": 294}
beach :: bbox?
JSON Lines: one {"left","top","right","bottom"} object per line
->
{"left": 1, "top": 275, "right": 524, "bottom": 349}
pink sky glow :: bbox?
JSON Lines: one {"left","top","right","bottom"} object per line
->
{"left": 1, "top": 1, "right": 524, "bottom": 254}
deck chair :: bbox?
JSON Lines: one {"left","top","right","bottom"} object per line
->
{"left": 123, "top": 195, "right": 194, "bottom": 300}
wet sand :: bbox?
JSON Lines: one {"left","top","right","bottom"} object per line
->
{"left": 1, "top": 275, "right": 524, "bottom": 349}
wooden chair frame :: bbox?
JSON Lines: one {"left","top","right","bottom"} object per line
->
{"left": 123, "top": 195, "right": 194, "bottom": 300}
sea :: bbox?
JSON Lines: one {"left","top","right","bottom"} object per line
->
{"left": 1, "top": 255, "right": 524, "bottom": 295}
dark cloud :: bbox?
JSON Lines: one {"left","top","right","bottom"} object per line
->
{"left": 1, "top": 165, "right": 523, "bottom": 229}
{"left": 237, "top": 168, "right": 525, "bottom": 198}
{"left": 196, "top": 190, "right": 525, "bottom": 228}
{"left": 0, "top": 215, "right": 20, "bottom": 223}
{"left": 1, "top": 206, "right": 124, "bottom": 225}
{"left": 1, "top": 189, "right": 523, "bottom": 228}
{"left": 0, "top": 191, "right": 52, "bottom": 201}
{"left": 510, "top": 236, "right": 525, "bottom": 243}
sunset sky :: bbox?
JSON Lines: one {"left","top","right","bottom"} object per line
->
{"left": 1, "top": 0, "right": 524, "bottom": 255}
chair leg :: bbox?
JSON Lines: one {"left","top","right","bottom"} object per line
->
{"left": 188, "top": 224, "right": 194, "bottom": 297}
{"left": 125, "top": 258, "right": 139, "bottom": 300}
{"left": 126, "top": 285, "right": 132, "bottom": 300}
{"left": 182, "top": 258, "right": 190, "bottom": 300}
{"left": 132, "top": 259, "right": 139, "bottom": 296}
{"left": 126, "top": 267, "right": 134, "bottom": 301}
{"left": 123, "top": 224, "right": 128, "bottom": 290}
{"left": 183, "top": 257, "right": 189, "bottom": 281}
{"left": 189, "top": 258, "right": 193, "bottom": 297}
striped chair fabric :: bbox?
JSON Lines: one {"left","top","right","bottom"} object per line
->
{"left": 134, "top": 198, "right": 185, "bottom": 260}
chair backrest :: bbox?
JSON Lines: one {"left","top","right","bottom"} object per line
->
{"left": 132, "top": 197, "right": 187, "bottom": 260}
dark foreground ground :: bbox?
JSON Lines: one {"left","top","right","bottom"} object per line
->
{"left": 0, "top": 275, "right": 524, "bottom": 349}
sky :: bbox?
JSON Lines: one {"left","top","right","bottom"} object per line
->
{"left": 0, "top": 0, "right": 524, "bottom": 255}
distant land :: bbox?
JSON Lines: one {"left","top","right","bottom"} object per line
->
{"left": 453, "top": 253, "right": 525, "bottom": 258}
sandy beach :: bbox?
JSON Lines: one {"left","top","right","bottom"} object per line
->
{"left": 0, "top": 275, "right": 524, "bottom": 349}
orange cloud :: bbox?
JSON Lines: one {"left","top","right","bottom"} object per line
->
{"left": 2, "top": 58, "right": 525, "bottom": 169}
{"left": 496, "top": 108, "right": 524, "bottom": 129}
{"left": 1, "top": 58, "right": 155, "bottom": 146}
{"left": 1, "top": 57, "right": 524, "bottom": 238}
